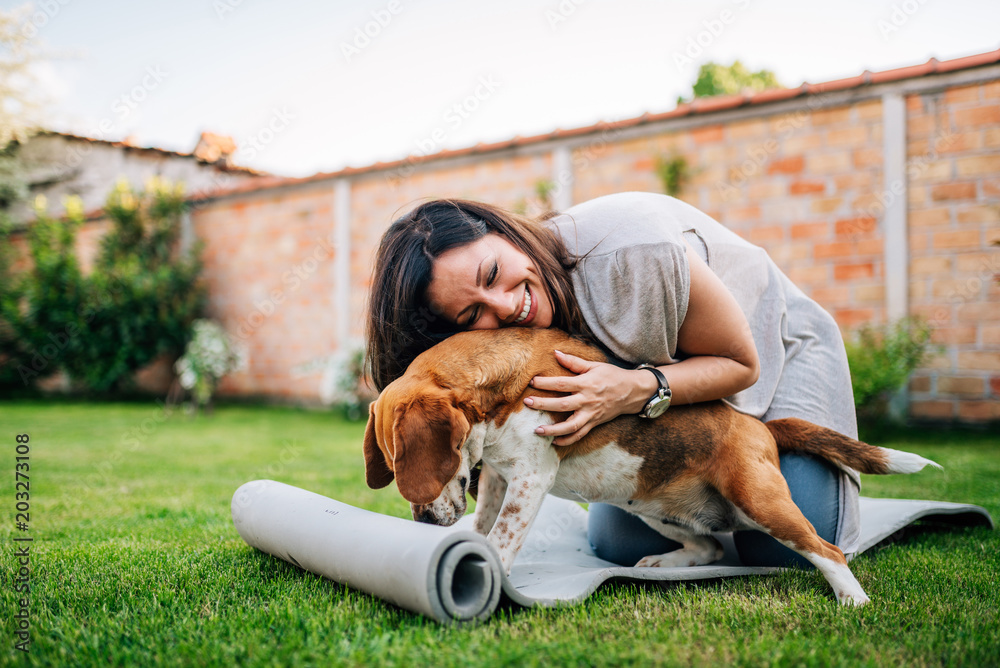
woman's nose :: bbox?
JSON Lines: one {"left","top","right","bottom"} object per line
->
{"left": 484, "top": 289, "right": 518, "bottom": 323}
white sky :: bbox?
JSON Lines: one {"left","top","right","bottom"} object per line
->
{"left": 6, "top": 0, "right": 1000, "bottom": 177}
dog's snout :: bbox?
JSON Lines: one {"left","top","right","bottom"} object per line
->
{"left": 412, "top": 506, "right": 436, "bottom": 524}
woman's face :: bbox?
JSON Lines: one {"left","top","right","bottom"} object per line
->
{"left": 425, "top": 233, "right": 553, "bottom": 330}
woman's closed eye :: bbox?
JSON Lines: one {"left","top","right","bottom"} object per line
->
{"left": 462, "top": 262, "right": 499, "bottom": 328}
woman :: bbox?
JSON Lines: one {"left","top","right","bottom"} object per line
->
{"left": 366, "top": 191, "right": 860, "bottom": 567}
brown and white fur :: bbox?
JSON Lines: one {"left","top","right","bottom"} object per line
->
{"left": 363, "top": 328, "right": 940, "bottom": 606}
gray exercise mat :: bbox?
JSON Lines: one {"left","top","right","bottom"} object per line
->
{"left": 231, "top": 480, "right": 993, "bottom": 624}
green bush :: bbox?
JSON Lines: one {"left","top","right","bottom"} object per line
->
{"left": 0, "top": 179, "right": 206, "bottom": 393}
{"left": 845, "top": 317, "right": 934, "bottom": 420}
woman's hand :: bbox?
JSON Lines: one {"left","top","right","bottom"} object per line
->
{"left": 523, "top": 350, "right": 658, "bottom": 446}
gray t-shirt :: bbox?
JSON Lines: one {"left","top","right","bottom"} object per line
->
{"left": 546, "top": 191, "right": 860, "bottom": 553}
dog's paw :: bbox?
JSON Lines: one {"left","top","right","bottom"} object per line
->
{"left": 837, "top": 592, "right": 871, "bottom": 607}
{"left": 636, "top": 551, "right": 702, "bottom": 568}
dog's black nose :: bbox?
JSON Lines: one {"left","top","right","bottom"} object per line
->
{"left": 413, "top": 508, "right": 436, "bottom": 524}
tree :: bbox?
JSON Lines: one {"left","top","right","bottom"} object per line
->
{"left": 1, "top": 4, "right": 49, "bottom": 219}
{"left": 0, "top": 3, "right": 47, "bottom": 147}
{"left": 679, "top": 61, "right": 783, "bottom": 104}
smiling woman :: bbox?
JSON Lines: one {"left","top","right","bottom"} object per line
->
{"left": 365, "top": 191, "right": 862, "bottom": 569}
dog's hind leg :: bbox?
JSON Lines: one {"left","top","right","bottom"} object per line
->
{"left": 472, "top": 464, "right": 506, "bottom": 536}
{"left": 633, "top": 516, "right": 724, "bottom": 568}
{"left": 726, "top": 466, "right": 870, "bottom": 606}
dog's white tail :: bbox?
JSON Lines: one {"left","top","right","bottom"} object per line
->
{"left": 881, "top": 447, "right": 943, "bottom": 474}
{"left": 766, "top": 418, "right": 943, "bottom": 475}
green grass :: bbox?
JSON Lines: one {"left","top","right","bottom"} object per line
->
{"left": 0, "top": 399, "right": 997, "bottom": 667}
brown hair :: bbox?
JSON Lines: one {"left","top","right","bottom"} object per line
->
{"left": 365, "top": 198, "right": 590, "bottom": 391}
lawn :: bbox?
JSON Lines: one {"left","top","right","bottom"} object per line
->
{"left": 1, "top": 399, "right": 998, "bottom": 667}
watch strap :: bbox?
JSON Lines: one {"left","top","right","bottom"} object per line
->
{"left": 635, "top": 363, "right": 668, "bottom": 394}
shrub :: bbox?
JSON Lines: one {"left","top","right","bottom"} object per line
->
{"left": 845, "top": 317, "right": 935, "bottom": 420}
{"left": 328, "top": 346, "right": 378, "bottom": 420}
{"left": 0, "top": 179, "right": 206, "bottom": 393}
{"left": 174, "top": 318, "right": 246, "bottom": 411}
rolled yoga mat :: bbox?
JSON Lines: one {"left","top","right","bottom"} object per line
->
{"left": 231, "top": 479, "right": 502, "bottom": 623}
{"left": 232, "top": 480, "right": 993, "bottom": 623}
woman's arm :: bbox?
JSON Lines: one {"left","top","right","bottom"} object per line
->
{"left": 526, "top": 242, "right": 760, "bottom": 446}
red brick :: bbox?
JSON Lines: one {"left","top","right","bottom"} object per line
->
{"left": 958, "top": 401, "right": 1000, "bottom": 421}
{"left": 691, "top": 124, "right": 724, "bottom": 143}
{"left": 936, "top": 131, "right": 983, "bottom": 154}
{"left": 814, "top": 241, "right": 856, "bottom": 259}
{"left": 933, "top": 229, "right": 981, "bottom": 251}
{"left": 811, "top": 107, "right": 851, "bottom": 126}
{"left": 983, "top": 327, "right": 1000, "bottom": 346}
{"left": 827, "top": 126, "right": 868, "bottom": 146}
{"left": 767, "top": 156, "right": 805, "bottom": 175}
{"left": 910, "top": 375, "right": 932, "bottom": 393}
{"left": 930, "top": 182, "right": 976, "bottom": 201}
{"left": 910, "top": 400, "right": 956, "bottom": 419}
{"left": 746, "top": 225, "right": 785, "bottom": 243}
{"left": 790, "top": 222, "right": 829, "bottom": 239}
{"left": 789, "top": 180, "right": 826, "bottom": 195}
{"left": 834, "top": 263, "right": 875, "bottom": 280}
{"left": 809, "top": 197, "right": 843, "bottom": 214}
{"left": 954, "top": 104, "right": 1000, "bottom": 127}
{"left": 909, "top": 208, "right": 950, "bottom": 228}
{"left": 957, "top": 155, "right": 1000, "bottom": 177}
{"left": 958, "top": 352, "right": 1000, "bottom": 371}
{"left": 944, "top": 85, "right": 981, "bottom": 104}
{"left": 788, "top": 265, "right": 828, "bottom": 285}
{"left": 834, "top": 308, "right": 875, "bottom": 329}
{"left": 937, "top": 375, "right": 986, "bottom": 396}
{"left": 632, "top": 157, "right": 655, "bottom": 170}
{"left": 811, "top": 286, "right": 851, "bottom": 303}
{"left": 957, "top": 302, "right": 1000, "bottom": 322}
{"left": 930, "top": 327, "right": 977, "bottom": 344}
{"left": 957, "top": 205, "right": 1000, "bottom": 224}
{"left": 852, "top": 147, "right": 882, "bottom": 169}
{"left": 854, "top": 284, "right": 884, "bottom": 303}
{"left": 991, "top": 377, "right": 1000, "bottom": 395}
{"left": 835, "top": 217, "right": 877, "bottom": 238}
{"left": 807, "top": 152, "right": 851, "bottom": 174}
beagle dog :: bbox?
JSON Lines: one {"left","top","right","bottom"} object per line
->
{"left": 363, "top": 328, "right": 940, "bottom": 606}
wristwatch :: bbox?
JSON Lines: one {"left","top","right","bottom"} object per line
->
{"left": 636, "top": 364, "right": 671, "bottom": 418}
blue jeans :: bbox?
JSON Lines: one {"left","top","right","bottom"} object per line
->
{"left": 587, "top": 453, "right": 840, "bottom": 568}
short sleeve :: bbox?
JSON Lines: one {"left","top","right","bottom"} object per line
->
{"left": 572, "top": 241, "right": 689, "bottom": 366}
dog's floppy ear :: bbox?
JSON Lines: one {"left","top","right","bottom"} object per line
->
{"left": 393, "top": 395, "right": 471, "bottom": 505}
{"left": 363, "top": 399, "right": 395, "bottom": 489}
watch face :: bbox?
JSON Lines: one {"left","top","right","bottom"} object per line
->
{"left": 644, "top": 396, "right": 670, "bottom": 418}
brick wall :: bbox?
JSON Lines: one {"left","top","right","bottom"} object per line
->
{"left": 905, "top": 81, "right": 1000, "bottom": 421}
{"left": 8, "top": 65, "right": 999, "bottom": 422}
